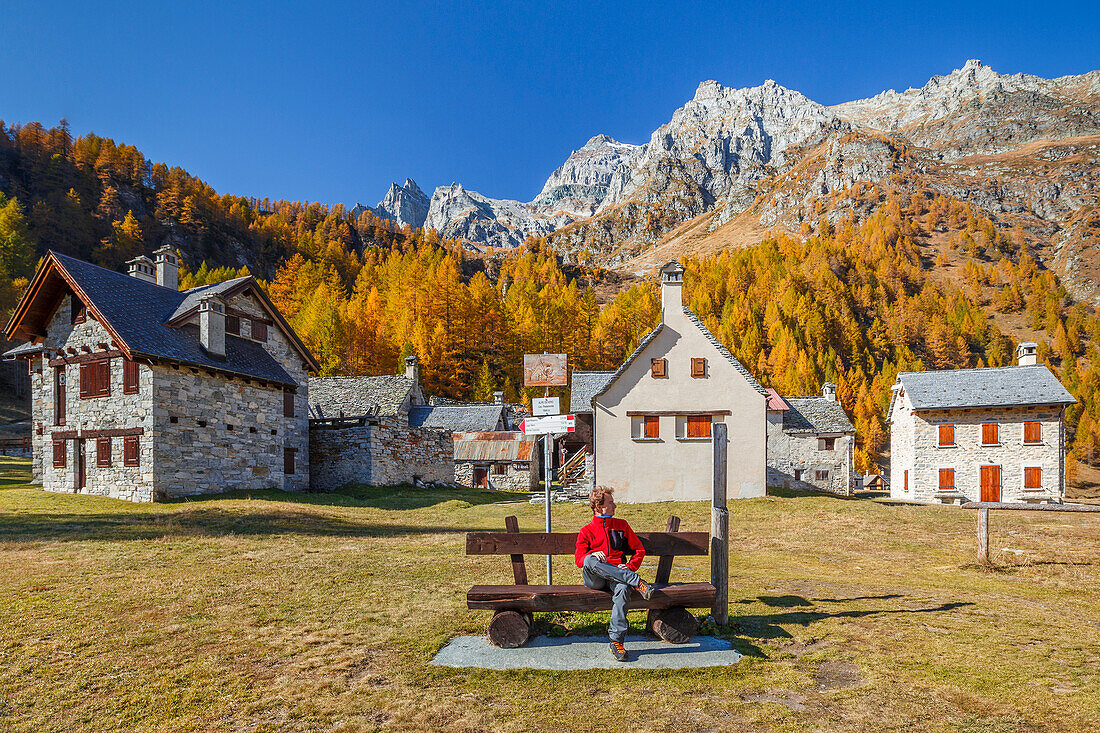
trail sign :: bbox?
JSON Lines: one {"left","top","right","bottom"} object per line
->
{"left": 520, "top": 414, "right": 575, "bottom": 435}
{"left": 523, "top": 353, "right": 567, "bottom": 387}
{"left": 531, "top": 396, "right": 560, "bottom": 416}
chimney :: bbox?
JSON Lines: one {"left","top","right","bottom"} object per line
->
{"left": 1016, "top": 342, "right": 1038, "bottom": 366}
{"left": 659, "top": 260, "right": 685, "bottom": 321}
{"left": 493, "top": 390, "right": 504, "bottom": 404}
{"left": 154, "top": 245, "right": 178, "bottom": 290}
{"left": 822, "top": 382, "right": 837, "bottom": 401}
{"left": 198, "top": 296, "right": 226, "bottom": 358}
{"left": 404, "top": 355, "right": 419, "bottom": 383}
{"left": 126, "top": 255, "right": 156, "bottom": 284}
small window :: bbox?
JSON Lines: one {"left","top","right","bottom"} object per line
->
{"left": 170, "top": 416, "right": 179, "bottom": 424}
{"left": 226, "top": 424, "right": 234, "bottom": 431}
{"left": 123, "top": 358, "right": 139, "bottom": 394}
{"left": 123, "top": 436, "right": 139, "bottom": 466}
{"left": 284, "top": 448, "right": 295, "bottom": 475}
{"left": 818, "top": 437, "right": 836, "bottom": 451}
{"left": 650, "top": 358, "right": 667, "bottom": 378}
{"left": 491, "top": 463, "right": 506, "bottom": 475}
{"left": 938, "top": 468, "right": 955, "bottom": 492}
{"left": 71, "top": 299, "right": 86, "bottom": 324}
{"left": 1023, "top": 421, "right": 1041, "bottom": 445}
{"left": 79, "top": 359, "right": 109, "bottom": 398}
{"left": 53, "top": 440, "right": 66, "bottom": 468}
{"left": 96, "top": 436, "right": 112, "bottom": 467}
{"left": 1024, "top": 466, "right": 1042, "bottom": 490}
{"left": 981, "top": 422, "right": 999, "bottom": 446}
{"left": 271, "top": 429, "right": 277, "bottom": 436}
{"left": 283, "top": 389, "right": 295, "bottom": 418}
{"left": 249, "top": 426, "right": 257, "bottom": 433}
{"left": 686, "top": 415, "right": 712, "bottom": 438}
{"left": 938, "top": 424, "right": 955, "bottom": 447}
{"left": 197, "top": 419, "right": 207, "bottom": 428}
{"left": 226, "top": 314, "right": 240, "bottom": 336}
{"left": 54, "top": 367, "right": 66, "bottom": 426}
{"left": 691, "top": 358, "right": 707, "bottom": 378}
{"left": 815, "top": 470, "right": 830, "bottom": 481}
{"left": 252, "top": 320, "right": 268, "bottom": 342}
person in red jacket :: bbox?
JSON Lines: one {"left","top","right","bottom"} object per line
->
{"left": 575, "top": 485, "right": 655, "bottom": 661}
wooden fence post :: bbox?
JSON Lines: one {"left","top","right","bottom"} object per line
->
{"left": 711, "top": 422, "right": 729, "bottom": 626}
{"left": 978, "top": 507, "right": 990, "bottom": 564}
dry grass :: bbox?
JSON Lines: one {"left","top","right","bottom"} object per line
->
{"left": 1, "top": 457, "right": 1099, "bottom": 732}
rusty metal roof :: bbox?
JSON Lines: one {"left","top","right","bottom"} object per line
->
{"left": 452, "top": 431, "right": 536, "bottom": 462}
{"left": 765, "top": 388, "right": 789, "bottom": 411}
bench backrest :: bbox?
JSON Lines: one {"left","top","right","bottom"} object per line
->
{"left": 466, "top": 515, "right": 707, "bottom": 585}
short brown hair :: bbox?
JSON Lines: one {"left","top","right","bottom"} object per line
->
{"left": 589, "top": 485, "right": 614, "bottom": 513}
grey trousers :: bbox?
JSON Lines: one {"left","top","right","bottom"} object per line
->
{"left": 582, "top": 554, "right": 641, "bottom": 642}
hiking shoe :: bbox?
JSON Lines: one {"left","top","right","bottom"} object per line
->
{"left": 609, "top": 640, "right": 628, "bottom": 662}
{"left": 635, "top": 578, "right": 655, "bottom": 601}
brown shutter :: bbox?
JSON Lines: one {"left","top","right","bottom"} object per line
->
{"left": 96, "top": 436, "right": 112, "bottom": 467}
{"left": 53, "top": 440, "right": 66, "bottom": 467}
{"left": 904, "top": 470, "right": 909, "bottom": 492}
{"left": 686, "top": 415, "right": 711, "bottom": 438}
{"left": 650, "top": 358, "right": 667, "bottom": 378}
{"left": 283, "top": 389, "right": 295, "bottom": 418}
{"left": 643, "top": 415, "right": 659, "bottom": 439}
{"left": 284, "top": 447, "right": 295, "bottom": 475}
{"left": 981, "top": 422, "right": 998, "bottom": 445}
{"left": 1023, "top": 421, "right": 1041, "bottom": 444}
{"left": 226, "top": 314, "right": 240, "bottom": 336}
{"left": 252, "top": 321, "right": 268, "bottom": 342}
{"left": 123, "top": 435, "right": 140, "bottom": 466}
{"left": 123, "top": 359, "right": 139, "bottom": 394}
{"left": 99, "top": 360, "right": 110, "bottom": 396}
{"left": 938, "top": 468, "right": 954, "bottom": 491}
{"left": 79, "top": 362, "right": 92, "bottom": 398}
{"left": 691, "top": 358, "right": 707, "bottom": 378}
{"left": 938, "top": 424, "right": 954, "bottom": 447}
{"left": 1024, "top": 466, "right": 1041, "bottom": 489}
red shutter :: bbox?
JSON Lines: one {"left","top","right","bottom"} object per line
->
{"left": 123, "top": 359, "right": 139, "bottom": 394}
{"left": 687, "top": 415, "right": 712, "bottom": 438}
{"left": 981, "top": 423, "right": 998, "bottom": 445}
{"left": 904, "top": 470, "right": 909, "bottom": 492}
{"left": 283, "top": 389, "right": 295, "bottom": 418}
{"left": 1023, "top": 421, "right": 1041, "bottom": 444}
{"left": 938, "top": 424, "right": 954, "bottom": 447}
{"left": 938, "top": 468, "right": 955, "bottom": 491}
{"left": 1024, "top": 467, "right": 1041, "bottom": 489}
{"left": 643, "top": 416, "right": 659, "bottom": 439}
{"left": 53, "top": 440, "right": 66, "bottom": 467}
{"left": 123, "top": 436, "right": 139, "bottom": 466}
{"left": 96, "top": 436, "right": 112, "bottom": 467}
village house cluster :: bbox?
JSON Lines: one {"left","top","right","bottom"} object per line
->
{"left": 2, "top": 254, "right": 1076, "bottom": 505}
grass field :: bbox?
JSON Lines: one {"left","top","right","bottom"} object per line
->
{"left": 1, "top": 455, "right": 1098, "bottom": 732}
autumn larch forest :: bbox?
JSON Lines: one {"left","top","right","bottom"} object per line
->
{"left": 3, "top": 120, "right": 1100, "bottom": 477}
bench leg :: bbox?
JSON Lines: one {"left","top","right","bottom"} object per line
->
{"left": 488, "top": 610, "right": 532, "bottom": 648}
{"left": 648, "top": 607, "right": 698, "bottom": 644}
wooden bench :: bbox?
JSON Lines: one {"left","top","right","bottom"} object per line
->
{"left": 466, "top": 515, "right": 716, "bottom": 647}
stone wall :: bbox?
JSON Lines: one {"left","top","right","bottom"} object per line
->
{"left": 454, "top": 460, "right": 537, "bottom": 491}
{"left": 766, "top": 412, "right": 855, "bottom": 495}
{"left": 309, "top": 414, "right": 453, "bottom": 490}
{"left": 891, "top": 402, "right": 1065, "bottom": 503}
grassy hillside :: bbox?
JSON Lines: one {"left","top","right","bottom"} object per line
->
{"left": 1, "top": 459, "right": 1097, "bottom": 732}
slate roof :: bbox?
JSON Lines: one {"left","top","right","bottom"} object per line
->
{"left": 308, "top": 375, "right": 416, "bottom": 418}
{"left": 408, "top": 404, "right": 504, "bottom": 432}
{"left": 15, "top": 253, "right": 300, "bottom": 386}
{"left": 452, "top": 432, "right": 536, "bottom": 462}
{"left": 782, "top": 397, "right": 855, "bottom": 434}
{"left": 168, "top": 276, "right": 251, "bottom": 321}
{"left": 1, "top": 342, "right": 44, "bottom": 358}
{"left": 570, "top": 371, "right": 615, "bottom": 413}
{"left": 896, "top": 365, "right": 1076, "bottom": 411}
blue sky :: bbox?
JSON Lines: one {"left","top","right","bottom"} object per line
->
{"left": 2, "top": 1, "right": 1097, "bottom": 207}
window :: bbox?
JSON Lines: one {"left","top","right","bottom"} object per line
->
{"left": 904, "top": 470, "right": 909, "bottom": 492}
{"left": 815, "top": 470, "right": 830, "bottom": 481}
{"left": 284, "top": 448, "right": 295, "bottom": 475}
{"left": 691, "top": 358, "right": 707, "bottom": 378}
{"left": 251, "top": 320, "right": 268, "bottom": 342}
{"left": 491, "top": 463, "right": 506, "bottom": 475}
{"left": 938, "top": 468, "right": 955, "bottom": 492}
{"left": 96, "top": 437, "right": 112, "bottom": 467}
{"left": 818, "top": 437, "right": 836, "bottom": 451}
{"left": 53, "top": 440, "right": 66, "bottom": 468}
{"left": 1023, "top": 421, "right": 1041, "bottom": 445}
{"left": 1024, "top": 466, "right": 1042, "bottom": 490}
{"left": 54, "top": 367, "right": 66, "bottom": 426}
{"left": 123, "top": 436, "right": 139, "bottom": 466}
{"left": 283, "top": 389, "right": 295, "bottom": 418}
{"left": 79, "top": 359, "right": 110, "bottom": 398}
{"left": 938, "top": 424, "right": 955, "bottom": 447}
{"left": 123, "top": 358, "right": 139, "bottom": 394}
{"left": 70, "top": 298, "right": 86, "bottom": 324}
{"left": 686, "top": 415, "right": 712, "bottom": 439}
{"left": 226, "top": 314, "right": 240, "bottom": 336}
{"left": 650, "top": 358, "right": 667, "bottom": 378}
{"left": 981, "top": 422, "right": 999, "bottom": 446}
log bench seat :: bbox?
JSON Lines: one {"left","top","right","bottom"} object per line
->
{"left": 466, "top": 514, "right": 716, "bottom": 648}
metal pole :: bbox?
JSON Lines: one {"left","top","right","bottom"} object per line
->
{"left": 711, "top": 422, "right": 729, "bottom": 625}
{"left": 544, "top": 433, "right": 553, "bottom": 584}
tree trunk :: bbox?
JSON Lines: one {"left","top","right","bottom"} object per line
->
{"left": 648, "top": 607, "right": 697, "bottom": 644}
{"left": 487, "top": 610, "right": 531, "bottom": 648}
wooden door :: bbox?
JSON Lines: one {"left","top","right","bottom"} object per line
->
{"left": 474, "top": 467, "right": 488, "bottom": 488}
{"left": 76, "top": 439, "right": 86, "bottom": 490}
{"left": 979, "top": 465, "right": 1001, "bottom": 502}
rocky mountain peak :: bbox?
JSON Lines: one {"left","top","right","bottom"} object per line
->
{"left": 372, "top": 177, "right": 430, "bottom": 229}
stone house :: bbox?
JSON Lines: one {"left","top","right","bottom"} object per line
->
{"left": 307, "top": 357, "right": 454, "bottom": 488}
{"left": 888, "top": 344, "right": 1076, "bottom": 504}
{"left": 2, "top": 248, "right": 317, "bottom": 502}
{"left": 766, "top": 384, "right": 857, "bottom": 496}
{"left": 584, "top": 261, "right": 770, "bottom": 502}
{"left": 452, "top": 431, "right": 538, "bottom": 491}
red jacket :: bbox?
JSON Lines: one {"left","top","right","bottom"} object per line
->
{"left": 574, "top": 515, "right": 645, "bottom": 571}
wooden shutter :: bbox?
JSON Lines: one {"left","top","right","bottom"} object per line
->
{"left": 643, "top": 415, "right": 659, "bottom": 439}
{"left": 284, "top": 448, "right": 295, "bottom": 475}
{"left": 283, "top": 389, "right": 295, "bottom": 418}
{"left": 980, "top": 465, "right": 1001, "bottom": 502}
{"left": 96, "top": 436, "right": 112, "bottom": 467}
{"left": 53, "top": 440, "right": 66, "bottom": 467}
{"left": 981, "top": 422, "right": 998, "bottom": 445}
{"left": 691, "top": 358, "right": 707, "bottom": 378}
{"left": 1023, "top": 421, "right": 1041, "bottom": 444}
{"left": 686, "top": 415, "right": 711, "bottom": 438}
{"left": 938, "top": 424, "right": 954, "bottom": 447}
{"left": 650, "top": 358, "right": 667, "bottom": 378}
{"left": 79, "top": 362, "right": 92, "bottom": 398}
{"left": 123, "top": 359, "right": 139, "bottom": 394}
{"left": 938, "top": 468, "right": 955, "bottom": 491}
{"left": 226, "top": 314, "right": 240, "bottom": 336}
{"left": 252, "top": 321, "right": 268, "bottom": 342}
{"left": 1024, "top": 466, "right": 1042, "bottom": 489}
{"left": 123, "top": 436, "right": 139, "bottom": 466}
{"left": 904, "top": 470, "right": 909, "bottom": 492}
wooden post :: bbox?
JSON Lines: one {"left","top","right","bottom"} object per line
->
{"left": 978, "top": 507, "right": 990, "bottom": 564}
{"left": 711, "top": 422, "right": 729, "bottom": 626}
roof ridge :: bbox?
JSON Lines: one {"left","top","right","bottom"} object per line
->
{"left": 681, "top": 306, "right": 769, "bottom": 397}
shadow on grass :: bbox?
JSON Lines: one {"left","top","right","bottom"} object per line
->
{"left": 733, "top": 595, "right": 972, "bottom": 640}
{"left": 163, "top": 484, "right": 527, "bottom": 510}
{"left": 767, "top": 486, "right": 864, "bottom": 501}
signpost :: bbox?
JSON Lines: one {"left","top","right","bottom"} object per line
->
{"left": 523, "top": 353, "right": 568, "bottom": 584}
